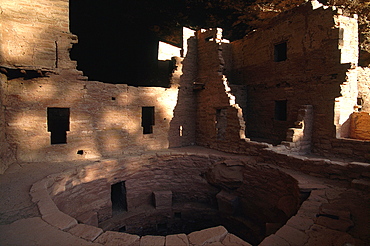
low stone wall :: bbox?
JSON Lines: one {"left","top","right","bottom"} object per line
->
{"left": 349, "top": 112, "right": 370, "bottom": 140}
{"left": 29, "top": 150, "right": 368, "bottom": 245}
{"left": 29, "top": 151, "right": 303, "bottom": 245}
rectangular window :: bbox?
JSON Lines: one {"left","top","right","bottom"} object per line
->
{"left": 274, "top": 100, "right": 287, "bottom": 121}
{"left": 142, "top": 106, "right": 155, "bottom": 134}
{"left": 274, "top": 42, "right": 287, "bottom": 62}
{"left": 47, "top": 107, "right": 70, "bottom": 144}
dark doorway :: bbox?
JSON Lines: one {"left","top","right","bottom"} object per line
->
{"left": 111, "top": 181, "right": 128, "bottom": 212}
{"left": 274, "top": 42, "right": 287, "bottom": 62}
{"left": 47, "top": 108, "right": 70, "bottom": 144}
{"left": 142, "top": 107, "right": 155, "bottom": 134}
{"left": 274, "top": 100, "right": 287, "bottom": 121}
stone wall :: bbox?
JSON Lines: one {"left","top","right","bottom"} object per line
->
{"left": 0, "top": 0, "right": 76, "bottom": 70}
{"left": 3, "top": 73, "right": 184, "bottom": 162}
{"left": 46, "top": 152, "right": 299, "bottom": 242}
{"left": 0, "top": 74, "right": 16, "bottom": 174}
{"left": 0, "top": 0, "right": 198, "bottom": 164}
{"left": 349, "top": 112, "right": 370, "bottom": 140}
{"left": 357, "top": 67, "right": 370, "bottom": 112}
{"left": 194, "top": 3, "right": 370, "bottom": 161}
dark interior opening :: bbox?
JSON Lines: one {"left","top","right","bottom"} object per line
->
{"left": 69, "top": 0, "right": 176, "bottom": 87}
{"left": 142, "top": 107, "right": 155, "bottom": 134}
{"left": 47, "top": 107, "right": 70, "bottom": 144}
{"left": 274, "top": 42, "right": 287, "bottom": 62}
{"left": 274, "top": 100, "right": 287, "bottom": 121}
{"left": 111, "top": 181, "right": 128, "bottom": 213}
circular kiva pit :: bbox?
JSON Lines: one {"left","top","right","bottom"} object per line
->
{"left": 47, "top": 153, "right": 300, "bottom": 245}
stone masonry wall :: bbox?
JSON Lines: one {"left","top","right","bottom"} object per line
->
{"left": 3, "top": 74, "right": 181, "bottom": 162}
{"left": 230, "top": 4, "right": 348, "bottom": 145}
{"left": 0, "top": 0, "right": 76, "bottom": 70}
{"left": 357, "top": 67, "right": 370, "bottom": 112}
{"left": 224, "top": 3, "right": 370, "bottom": 161}
{"left": 0, "top": 0, "right": 198, "bottom": 164}
{"left": 0, "top": 74, "right": 16, "bottom": 174}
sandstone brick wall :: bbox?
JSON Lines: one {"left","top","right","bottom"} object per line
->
{"left": 0, "top": 0, "right": 76, "bottom": 70}
{"left": 349, "top": 112, "right": 370, "bottom": 140}
{"left": 193, "top": 3, "right": 369, "bottom": 161}
{"left": 0, "top": 0, "right": 197, "bottom": 164}
{"left": 0, "top": 74, "right": 16, "bottom": 174}
{"left": 229, "top": 4, "right": 349, "bottom": 145}
{"left": 357, "top": 67, "right": 370, "bottom": 112}
{"left": 3, "top": 73, "right": 183, "bottom": 162}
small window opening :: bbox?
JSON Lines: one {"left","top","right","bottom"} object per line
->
{"left": 111, "top": 181, "right": 127, "bottom": 213}
{"left": 77, "top": 150, "right": 84, "bottom": 155}
{"left": 216, "top": 108, "right": 227, "bottom": 140}
{"left": 142, "top": 107, "right": 155, "bottom": 134}
{"left": 274, "top": 100, "right": 287, "bottom": 121}
{"left": 111, "top": 97, "right": 116, "bottom": 100}
{"left": 274, "top": 42, "right": 287, "bottom": 62}
{"left": 174, "top": 212, "right": 182, "bottom": 218}
{"left": 179, "top": 125, "right": 183, "bottom": 136}
{"left": 47, "top": 108, "right": 70, "bottom": 144}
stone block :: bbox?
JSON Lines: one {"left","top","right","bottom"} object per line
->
{"left": 140, "top": 235, "right": 165, "bottom": 246}
{"left": 153, "top": 190, "right": 172, "bottom": 209}
{"left": 165, "top": 234, "right": 189, "bottom": 246}
{"left": 216, "top": 190, "right": 239, "bottom": 215}
{"left": 351, "top": 179, "right": 370, "bottom": 191}
{"left": 259, "top": 234, "right": 290, "bottom": 246}
{"left": 188, "top": 226, "right": 228, "bottom": 246}
{"left": 68, "top": 223, "right": 103, "bottom": 241}
{"left": 37, "top": 197, "right": 59, "bottom": 217}
{"left": 221, "top": 233, "right": 252, "bottom": 246}
{"left": 286, "top": 215, "right": 314, "bottom": 231}
{"left": 76, "top": 211, "right": 99, "bottom": 227}
{"left": 94, "top": 231, "right": 140, "bottom": 246}
{"left": 42, "top": 210, "right": 78, "bottom": 231}
{"left": 275, "top": 225, "right": 309, "bottom": 246}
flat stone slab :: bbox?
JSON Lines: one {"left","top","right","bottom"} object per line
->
{"left": 222, "top": 233, "right": 252, "bottom": 246}
{"left": 275, "top": 225, "right": 309, "bottom": 246}
{"left": 286, "top": 215, "right": 314, "bottom": 231}
{"left": 94, "top": 231, "right": 140, "bottom": 246}
{"left": 165, "top": 234, "right": 189, "bottom": 246}
{"left": 68, "top": 224, "right": 103, "bottom": 241}
{"left": 0, "top": 217, "right": 99, "bottom": 246}
{"left": 188, "top": 225, "right": 228, "bottom": 246}
{"left": 42, "top": 210, "right": 78, "bottom": 231}
{"left": 140, "top": 235, "right": 165, "bottom": 246}
{"left": 259, "top": 234, "right": 290, "bottom": 246}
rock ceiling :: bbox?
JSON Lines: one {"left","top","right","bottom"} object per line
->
{"left": 71, "top": 0, "right": 369, "bottom": 64}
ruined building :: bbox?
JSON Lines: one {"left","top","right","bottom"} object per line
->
{"left": 0, "top": 0, "right": 369, "bottom": 245}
